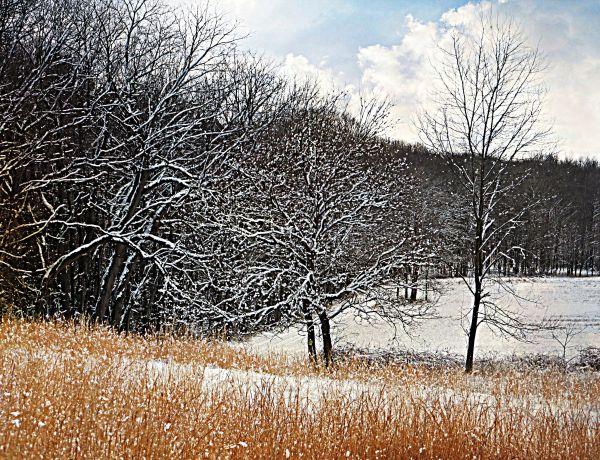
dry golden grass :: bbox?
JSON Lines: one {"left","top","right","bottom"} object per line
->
{"left": 0, "top": 319, "right": 598, "bottom": 459}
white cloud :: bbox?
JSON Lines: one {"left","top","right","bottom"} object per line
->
{"left": 356, "top": 14, "right": 440, "bottom": 140}
{"left": 355, "top": 1, "right": 600, "bottom": 157}
{"left": 213, "top": 0, "right": 600, "bottom": 158}
{"left": 281, "top": 54, "right": 344, "bottom": 94}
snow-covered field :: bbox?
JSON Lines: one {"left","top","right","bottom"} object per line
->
{"left": 240, "top": 277, "right": 600, "bottom": 359}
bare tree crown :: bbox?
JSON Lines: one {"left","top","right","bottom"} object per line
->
{"left": 420, "top": 15, "right": 548, "bottom": 163}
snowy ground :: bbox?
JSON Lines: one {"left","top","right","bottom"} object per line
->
{"left": 239, "top": 277, "right": 600, "bottom": 359}
{"left": 146, "top": 360, "right": 597, "bottom": 421}
{"left": 9, "top": 349, "right": 596, "bottom": 420}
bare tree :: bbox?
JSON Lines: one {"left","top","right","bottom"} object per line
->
{"left": 550, "top": 321, "right": 587, "bottom": 370}
{"left": 419, "top": 13, "right": 549, "bottom": 372}
{"left": 16, "top": 0, "right": 288, "bottom": 330}
{"left": 0, "top": 0, "right": 92, "bottom": 310}
{"left": 232, "top": 89, "right": 430, "bottom": 366}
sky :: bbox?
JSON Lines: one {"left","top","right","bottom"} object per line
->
{"left": 212, "top": 0, "right": 600, "bottom": 159}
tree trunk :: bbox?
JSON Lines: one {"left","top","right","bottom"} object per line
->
{"left": 410, "top": 287, "right": 418, "bottom": 301}
{"left": 113, "top": 252, "right": 140, "bottom": 329}
{"left": 424, "top": 268, "right": 429, "bottom": 301}
{"left": 95, "top": 161, "right": 149, "bottom": 323}
{"left": 465, "top": 286, "right": 481, "bottom": 373}
{"left": 318, "top": 311, "right": 333, "bottom": 368}
{"left": 466, "top": 181, "right": 484, "bottom": 373}
{"left": 410, "top": 265, "right": 418, "bottom": 301}
{"left": 95, "top": 242, "right": 127, "bottom": 322}
{"left": 148, "top": 281, "right": 160, "bottom": 332}
{"left": 303, "top": 301, "right": 317, "bottom": 364}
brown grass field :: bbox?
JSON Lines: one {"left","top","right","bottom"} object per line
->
{"left": 0, "top": 319, "right": 598, "bottom": 459}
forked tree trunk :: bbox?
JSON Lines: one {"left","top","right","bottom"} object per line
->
{"left": 318, "top": 311, "right": 333, "bottom": 368}
{"left": 96, "top": 162, "right": 149, "bottom": 323}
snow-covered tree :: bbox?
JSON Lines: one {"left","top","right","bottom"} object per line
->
{"left": 0, "top": 0, "right": 92, "bottom": 310}
{"left": 419, "top": 14, "right": 549, "bottom": 372}
{"left": 234, "top": 90, "right": 430, "bottom": 366}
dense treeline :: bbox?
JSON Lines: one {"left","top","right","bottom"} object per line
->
{"left": 511, "top": 156, "right": 600, "bottom": 276}
{"left": 0, "top": 0, "right": 428, "bottom": 348}
{"left": 0, "top": 0, "right": 598, "bottom": 357}
{"left": 398, "top": 142, "right": 600, "bottom": 278}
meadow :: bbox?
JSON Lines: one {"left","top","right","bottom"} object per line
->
{"left": 0, "top": 319, "right": 598, "bottom": 459}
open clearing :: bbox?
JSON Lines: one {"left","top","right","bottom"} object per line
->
{"left": 242, "top": 277, "right": 600, "bottom": 359}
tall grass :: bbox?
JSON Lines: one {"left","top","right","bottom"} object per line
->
{"left": 0, "top": 319, "right": 598, "bottom": 459}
